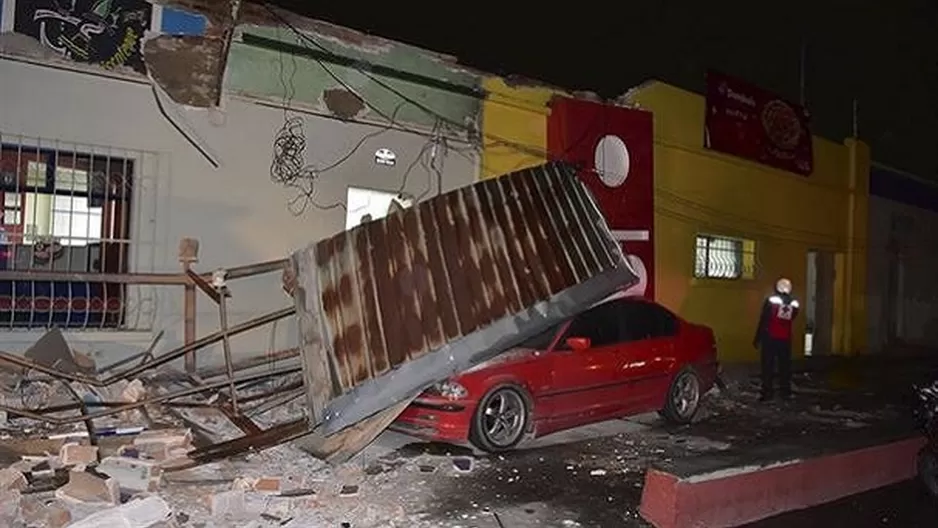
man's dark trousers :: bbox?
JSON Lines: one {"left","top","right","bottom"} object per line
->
{"left": 760, "top": 337, "right": 792, "bottom": 399}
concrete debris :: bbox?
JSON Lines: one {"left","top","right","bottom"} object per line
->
{"left": 0, "top": 489, "right": 22, "bottom": 526}
{"left": 209, "top": 489, "right": 246, "bottom": 518}
{"left": 23, "top": 328, "right": 97, "bottom": 375}
{"left": 452, "top": 457, "right": 473, "bottom": 473}
{"left": 55, "top": 468, "right": 121, "bottom": 505}
{"left": 0, "top": 467, "right": 28, "bottom": 491}
{"left": 66, "top": 496, "right": 173, "bottom": 528}
{"left": 97, "top": 456, "right": 163, "bottom": 493}
{"left": 21, "top": 496, "right": 72, "bottom": 527}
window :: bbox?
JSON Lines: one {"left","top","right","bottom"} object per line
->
{"left": 620, "top": 300, "right": 678, "bottom": 341}
{"left": 559, "top": 300, "right": 625, "bottom": 349}
{"left": 694, "top": 234, "right": 756, "bottom": 280}
{"left": 345, "top": 187, "right": 410, "bottom": 230}
{"left": 0, "top": 144, "right": 134, "bottom": 329}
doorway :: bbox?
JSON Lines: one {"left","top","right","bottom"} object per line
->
{"left": 805, "top": 250, "right": 835, "bottom": 355}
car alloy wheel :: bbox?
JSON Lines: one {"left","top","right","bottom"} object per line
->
{"left": 470, "top": 385, "right": 529, "bottom": 452}
{"left": 661, "top": 368, "right": 702, "bottom": 424}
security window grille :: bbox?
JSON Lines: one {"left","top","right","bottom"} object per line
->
{"left": 0, "top": 142, "right": 134, "bottom": 329}
{"left": 694, "top": 235, "right": 755, "bottom": 280}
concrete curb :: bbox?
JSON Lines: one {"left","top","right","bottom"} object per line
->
{"left": 639, "top": 436, "right": 926, "bottom": 528}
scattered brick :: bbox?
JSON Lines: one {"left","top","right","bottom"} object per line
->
{"left": 253, "top": 476, "right": 282, "bottom": 494}
{"left": 55, "top": 469, "right": 120, "bottom": 505}
{"left": 59, "top": 442, "right": 99, "bottom": 466}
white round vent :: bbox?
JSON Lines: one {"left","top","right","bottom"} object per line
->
{"left": 593, "top": 135, "right": 630, "bottom": 188}
{"left": 623, "top": 254, "right": 648, "bottom": 297}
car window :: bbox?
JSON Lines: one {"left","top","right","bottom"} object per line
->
{"left": 558, "top": 299, "right": 624, "bottom": 349}
{"left": 620, "top": 301, "right": 679, "bottom": 341}
{"left": 518, "top": 322, "right": 563, "bottom": 350}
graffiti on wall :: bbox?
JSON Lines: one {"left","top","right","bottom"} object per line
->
{"left": 14, "top": 0, "right": 152, "bottom": 73}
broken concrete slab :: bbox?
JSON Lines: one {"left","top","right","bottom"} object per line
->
{"left": 66, "top": 495, "right": 173, "bottom": 528}
{"left": 97, "top": 456, "right": 163, "bottom": 493}
{"left": 0, "top": 489, "right": 21, "bottom": 526}
{"left": 210, "top": 489, "right": 246, "bottom": 518}
{"left": 55, "top": 468, "right": 120, "bottom": 505}
{"left": 23, "top": 327, "right": 95, "bottom": 374}
{"left": 20, "top": 497, "right": 71, "bottom": 528}
{"left": 0, "top": 467, "right": 28, "bottom": 491}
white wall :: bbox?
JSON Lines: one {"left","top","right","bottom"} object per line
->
{"left": 0, "top": 57, "right": 478, "bottom": 368}
{"left": 867, "top": 194, "right": 938, "bottom": 352}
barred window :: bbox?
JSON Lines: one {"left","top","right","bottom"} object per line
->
{"left": 694, "top": 234, "right": 756, "bottom": 280}
{"left": 0, "top": 143, "right": 134, "bottom": 329}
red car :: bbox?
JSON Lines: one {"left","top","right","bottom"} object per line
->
{"left": 391, "top": 296, "right": 719, "bottom": 452}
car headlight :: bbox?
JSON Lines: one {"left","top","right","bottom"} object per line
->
{"left": 428, "top": 380, "right": 468, "bottom": 400}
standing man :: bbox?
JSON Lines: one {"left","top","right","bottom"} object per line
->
{"left": 753, "top": 278, "right": 800, "bottom": 401}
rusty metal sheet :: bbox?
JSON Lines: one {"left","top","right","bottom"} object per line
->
{"left": 291, "top": 162, "right": 637, "bottom": 435}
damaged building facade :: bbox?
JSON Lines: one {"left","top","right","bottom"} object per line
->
{"left": 0, "top": 1, "right": 480, "bottom": 367}
{"left": 0, "top": 0, "right": 890, "bottom": 369}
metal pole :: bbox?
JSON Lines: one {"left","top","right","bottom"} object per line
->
{"left": 213, "top": 269, "right": 238, "bottom": 412}
{"left": 179, "top": 238, "right": 200, "bottom": 373}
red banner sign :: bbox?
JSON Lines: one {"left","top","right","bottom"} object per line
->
{"left": 704, "top": 70, "right": 813, "bottom": 175}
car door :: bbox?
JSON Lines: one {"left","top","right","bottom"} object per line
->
{"left": 541, "top": 300, "right": 631, "bottom": 429}
{"left": 616, "top": 301, "right": 681, "bottom": 412}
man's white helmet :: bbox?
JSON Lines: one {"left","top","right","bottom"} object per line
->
{"left": 776, "top": 277, "right": 792, "bottom": 294}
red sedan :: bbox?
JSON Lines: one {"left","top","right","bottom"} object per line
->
{"left": 391, "top": 296, "right": 719, "bottom": 452}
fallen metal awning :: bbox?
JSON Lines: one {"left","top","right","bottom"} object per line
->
{"left": 291, "top": 162, "right": 637, "bottom": 443}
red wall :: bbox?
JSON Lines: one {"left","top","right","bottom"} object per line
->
{"left": 547, "top": 96, "right": 655, "bottom": 300}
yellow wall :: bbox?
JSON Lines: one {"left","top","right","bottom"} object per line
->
{"left": 479, "top": 77, "right": 869, "bottom": 364}
{"left": 625, "top": 82, "right": 869, "bottom": 363}
{"left": 480, "top": 78, "right": 561, "bottom": 179}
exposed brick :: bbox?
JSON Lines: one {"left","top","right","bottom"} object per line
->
{"left": 59, "top": 442, "right": 99, "bottom": 465}
{"left": 253, "top": 476, "right": 282, "bottom": 494}
{"left": 133, "top": 428, "right": 193, "bottom": 461}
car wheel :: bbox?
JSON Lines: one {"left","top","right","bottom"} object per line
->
{"left": 660, "top": 368, "right": 702, "bottom": 425}
{"left": 918, "top": 448, "right": 938, "bottom": 498}
{"left": 469, "top": 385, "right": 530, "bottom": 453}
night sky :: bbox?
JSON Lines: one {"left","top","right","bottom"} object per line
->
{"left": 268, "top": 1, "right": 938, "bottom": 180}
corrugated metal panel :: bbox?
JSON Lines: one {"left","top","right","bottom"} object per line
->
{"left": 292, "top": 162, "right": 636, "bottom": 434}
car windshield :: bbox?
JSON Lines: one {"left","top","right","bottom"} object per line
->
{"left": 518, "top": 322, "right": 564, "bottom": 350}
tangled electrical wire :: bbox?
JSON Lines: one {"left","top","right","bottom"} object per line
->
{"left": 269, "top": 115, "right": 334, "bottom": 215}
{"left": 269, "top": 100, "right": 411, "bottom": 216}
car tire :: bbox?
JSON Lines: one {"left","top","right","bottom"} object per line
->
{"left": 469, "top": 384, "right": 531, "bottom": 453}
{"left": 659, "top": 367, "right": 703, "bottom": 425}
{"left": 918, "top": 447, "right": 938, "bottom": 498}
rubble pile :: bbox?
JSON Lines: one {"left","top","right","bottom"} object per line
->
{"left": 0, "top": 327, "right": 487, "bottom": 527}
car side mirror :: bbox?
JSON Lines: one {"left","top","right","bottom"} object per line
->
{"left": 566, "top": 337, "right": 591, "bottom": 351}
